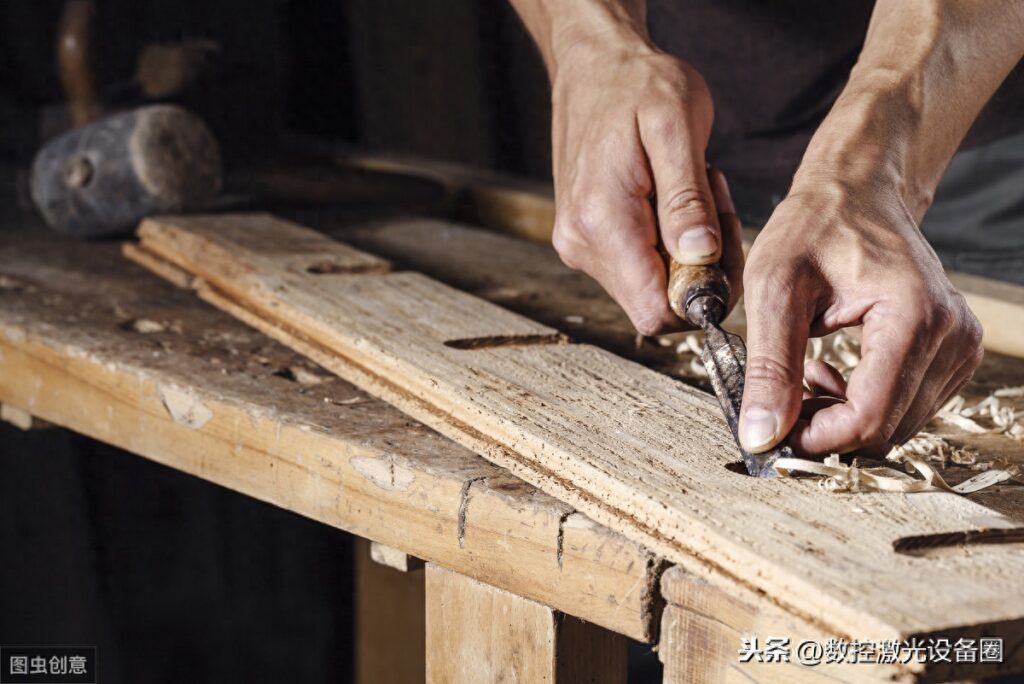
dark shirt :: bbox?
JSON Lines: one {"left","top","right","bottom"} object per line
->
{"left": 646, "top": 0, "right": 1024, "bottom": 193}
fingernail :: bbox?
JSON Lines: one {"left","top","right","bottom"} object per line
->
{"left": 677, "top": 226, "right": 718, "bottom": 264}
{"left": 740, "top": 407, "right": 778, "bottom": 453}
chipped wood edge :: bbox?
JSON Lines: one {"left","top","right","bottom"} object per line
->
{"left": 1, "top": 403, "right": 53, "bottom": 430}
{"left": 0, "top": 317, "right": 661, "bottom": 642}
{"left": 371, "top": 541, "right": 424, "bottom": 572}
{"left": 132, "top": 240, "right": 675, "bottom": 640}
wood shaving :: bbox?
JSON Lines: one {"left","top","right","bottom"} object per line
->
{"left": 937, "top": 390, "right": 1024, "bottom": 441}
{"left": 775, "top": 454, "right": 954, "bottom": 494}
{"left": 669, "top": 323, "right": 1024, "bottom": 493}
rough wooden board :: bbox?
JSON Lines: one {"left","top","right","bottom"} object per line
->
{"left": 425, "top": 563, "right": 628, "bottom": 684}
{"left": 328, "top": 218, "right": 1024, "bottom": 502}
{"left": 338, "top": 153, "right": 1024, "bottom": 358}
{"left": 136, "top": 213, "right": 1024, "bottom": 648}
{"left": 0, "top": 236, "right": 660, "bottom": 642}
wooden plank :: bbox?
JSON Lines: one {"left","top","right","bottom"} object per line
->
{"left": 0, "top": 236, "right": 660, "bottom": 642}
{"left": 331, "top": 218, "right": 1024, "bottom": 506}
{"left": 425, "top": 563, "right": 627, "bottom": 683}
{"left": 356, "top": 538, "right": 425, "bottom": 684}
{"left": 338, "top": 153, "right": 1024, "bottom": 357}
{"left": 134, "top": 213, "right": 1024, "bottom": 655}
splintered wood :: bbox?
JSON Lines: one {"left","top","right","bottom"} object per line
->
{"left": 131, "top": 213, "right": 1024, "bottom": 651}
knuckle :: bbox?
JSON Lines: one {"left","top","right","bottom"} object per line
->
{"left": 743, "top": 263, "right": 798, "bottom": 309}
{"left": 644, "top": 103, "right": 682, "bottom": 133}
{"left": 661, "top": 186, "right": 714, "bottom": 221}
{"left": 859, "top": 412, "right": 899, "bottom": 447}
{"left": 745, "top": 354, "right": 798, "bottom": 393}
{"left": 572, "top": 199, "right": 608, "bottom": 242}
{"left": 630, "top": 302, "right": 670, "bottom": 336}
{"left": 959, "top": 306, "right": 985, "bottom": 352}
{"left": 551, "top": 222, "right": 583, "bottom": 270}
{"left": 633, "top": 315, "right": 664, "bottom": 337}
{"left": 967, "top": 341, "right": 985, "bottom": 371}
{"left": 928, "top": 299, "right": 957, "bottom": 336}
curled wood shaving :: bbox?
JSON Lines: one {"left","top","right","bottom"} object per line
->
{"left": 775, "top": 454, "right": 954, "bottom": 493}
{"left": 775, "top": 453, "right": 1015, "bottom": 495}
{"left": 937, "top": 389, "right": 1024, "bottom": 441}
{"left": 667, "top": 322, "right": 1024, "bottom": 493}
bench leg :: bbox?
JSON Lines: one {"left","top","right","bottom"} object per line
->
{"left": 425, "top": 563, "right": 627, "bottom": 683}
{"left": 355, "top": 538, "right": 425, "bottom": 684}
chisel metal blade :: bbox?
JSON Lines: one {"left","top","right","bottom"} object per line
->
{"left": 700, "top": 323, "right": 792, "bottom": 477}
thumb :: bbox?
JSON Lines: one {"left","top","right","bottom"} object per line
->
{"left": 738, "top": 270, "right": 810, "bottom": 453}
{"left": 639, "top": 113, "right": 720, "bottom": 265}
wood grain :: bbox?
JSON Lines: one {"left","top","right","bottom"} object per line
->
{"left": 135, "top": 213, "right": 1024, "bottom": 649}
{"left": 0, "top": 236, "right": 659, "bottom": 642}
{"left": 339, "top": 153, "right": 1024, "bottom": 357}
{"left": 425, "top": 563, "right": 627, "bottom": 683}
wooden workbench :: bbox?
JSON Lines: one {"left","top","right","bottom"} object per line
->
{"left": 2, "top": 162, "right": 1023, "bottom": 682}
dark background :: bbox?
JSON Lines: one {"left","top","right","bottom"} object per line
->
{"left": 0, "top": 2, "right": 558, "bottom": 683}
{"left": 0, "top": 0, "right": 553, "bottom": 174}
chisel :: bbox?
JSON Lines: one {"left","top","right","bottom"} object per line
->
{"left": 667, "top": 258, "right": 791, "bottom": 477}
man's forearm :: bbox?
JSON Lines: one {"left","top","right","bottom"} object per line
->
{"left": 507, "top": 0, "right": 649, "bottom": 77}
{"left": 795, "top": 1, "right": 1024, "bottom": 220}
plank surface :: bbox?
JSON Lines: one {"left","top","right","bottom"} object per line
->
{"left": 425, "top": 563, "right": 627, "bottom": 683}
{"left": 0, "top": 235, "right": 660, "bottom": 642}
{"left": 340, "top": 153, "right": 1024, "bottom": 357}
{"left": 135, "top": 213, "right": 1024, "bottom": 651}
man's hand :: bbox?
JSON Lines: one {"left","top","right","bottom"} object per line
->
{"left": 507, "top": 0, "right": 742, "bottom": 335}
{"left": 738, "top": 183, "right": 983, "bottom": 456}
{"left": 737, "top": 0, "right": 1024, "bottom": 456}
{"left": 550, "top": 44, "right": 741, "bottom": 334}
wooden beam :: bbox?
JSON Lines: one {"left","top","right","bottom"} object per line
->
{"left": 0, "top": 236, "right": 661, "bottom": 642}
{"left": 356, "top": 538, "right": 425, "bottom": 684}
{"left": 425, "top": 563, "right": 627, "bottom": 683}
{"left": 133, "top": 213, "right": 1024, "bottom": 655}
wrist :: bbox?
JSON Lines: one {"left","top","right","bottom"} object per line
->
{"left": 793, "top": 78, "right": 934, "bottom": 219}
{"left": 543, "top": 1, "right": 653, "bottom": 79}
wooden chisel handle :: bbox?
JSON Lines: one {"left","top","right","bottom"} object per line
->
{"left": 667, "top": 258, "right": 731, "bottom": 327}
